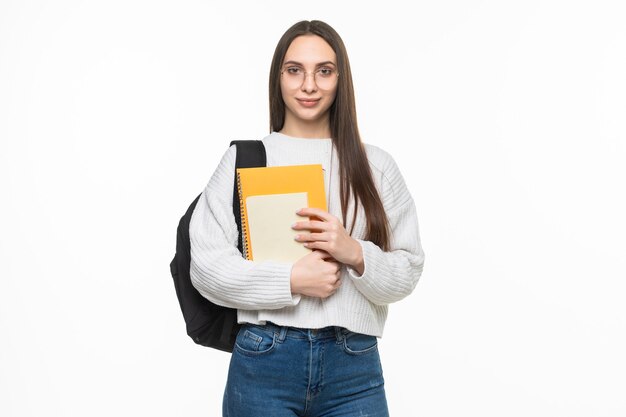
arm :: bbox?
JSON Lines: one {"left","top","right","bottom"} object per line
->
{"left": 189, "top": 145, "right": 301, "bottom": 310}
{"left": 344, "top": 150, "right": 425, "bottom": 305}
{"left": 293, "top": 182, "right": 425, "bottom": 305}
{"left": 345, "top": 197, "right": 425, "bottom": 305}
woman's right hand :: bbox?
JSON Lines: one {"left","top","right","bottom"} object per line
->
{"left": 290, "top": 250, "right": 342, "bottom": 298}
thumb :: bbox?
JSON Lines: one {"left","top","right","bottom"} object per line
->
{"left": 312, "top": 249, "right": 333, "bottom": 260}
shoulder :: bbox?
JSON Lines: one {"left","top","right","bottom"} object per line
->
{"left": 204, "top": 144, "right": 237, "bottom": 196}
{"left": 362, "top": 143, "right": 395, "bottom": 175}
{"left": 362, "top": 142, "right": 412, "bottom": 212}
{"left": 211, "top": 143, "right": 237, "bottom": 171}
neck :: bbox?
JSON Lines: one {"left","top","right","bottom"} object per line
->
{"left": 280, "top": 114, "right": 331, "bottom": 139}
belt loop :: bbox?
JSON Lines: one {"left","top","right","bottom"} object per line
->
{"left": 334, "top": 326, "right": 344, "bottom": 343}
{"left": 277, "top": 325, "right": 288, "bottom": 343}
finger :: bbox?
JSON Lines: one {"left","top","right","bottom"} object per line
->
{"left": 325, "top": 261, "right": 341, "bottom": 271}
{"left": 312, "top": 249, "right": 333, "bottom": 260}
{"left": 295, "top": 232, "right": 328, "bottom": 242}
{"left": 323, "top": 257, "right": 340, "bottom": 265}
{"left": 304, "top": 241, "right": 337, "bottom": 254}
{"left": 302, "top": 241, "right": 322, "bottom": 251}
{"left": 292, "top": 220, "right": 329, "bottom": 231}
{"left": 296, "top": 207, "right": 335, "bottom": 222}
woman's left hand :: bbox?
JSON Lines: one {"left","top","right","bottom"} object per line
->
{"left": 292, "top": 207, "right": 364, "bottom": 272}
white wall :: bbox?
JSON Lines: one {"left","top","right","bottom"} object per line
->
{"left": 1, "top": 1, "right": 624, "bottom": 416}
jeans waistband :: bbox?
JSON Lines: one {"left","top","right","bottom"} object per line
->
{"left": 242, "top": 321, "right": 349, "bottom": 343}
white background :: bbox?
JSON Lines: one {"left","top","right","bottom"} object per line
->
{"left": 1, "top": 0, "right": 625, "bottom": 416}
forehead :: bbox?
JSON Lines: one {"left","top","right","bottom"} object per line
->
{"left": 283, "top": 35, "right": 336, "bottom": 66}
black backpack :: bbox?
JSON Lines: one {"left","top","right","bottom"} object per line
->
{"left": 169, "top": 140, "right": 266, "bottom": 352}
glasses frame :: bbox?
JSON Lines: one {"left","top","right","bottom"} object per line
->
{"left": 280, "top": 66, "right": 340, "bottom": 88}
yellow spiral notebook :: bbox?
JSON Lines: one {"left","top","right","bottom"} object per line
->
{"left": 235, "top": 164, "right": 327, "bottom": 262}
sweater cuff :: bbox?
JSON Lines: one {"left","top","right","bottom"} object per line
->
{"left": 346, "top": 239, "right": 369, "bottom": 280}
{"left": 274, "top": 262, "right": 302, "bottom": 307}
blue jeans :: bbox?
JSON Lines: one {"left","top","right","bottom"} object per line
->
{"left": 223, "top": 322, "right": 389, "bottom": 417}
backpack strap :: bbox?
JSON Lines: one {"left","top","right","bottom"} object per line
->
{"left": 213, "top": 140, "right": 265, "bottom": 347}
{"left": 230, "top": 140, "right": 267, "bottom": 255}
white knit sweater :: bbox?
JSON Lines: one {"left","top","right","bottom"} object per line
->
{"left": 189, "top": 132, "right": 425, "bottom": 337}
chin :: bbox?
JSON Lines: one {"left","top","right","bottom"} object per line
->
{"left": 287, "top": 108, "right": 326, "bottom": 123}
{"left": 297, "top": 111, "right": 324, "bottom": 121}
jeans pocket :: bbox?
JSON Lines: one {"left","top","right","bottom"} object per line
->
{"left": 342, "top": 331, "right": 379, "bottom": 355}
{"left": 234, "top": 324, "right": 277, "bottom": 356}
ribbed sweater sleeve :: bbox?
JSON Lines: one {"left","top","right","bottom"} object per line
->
{"left": 345, "top": 152, "right": 425, "bottom": 305}
{"left": 189, "top": 145, "right": 302, "bottom": 310}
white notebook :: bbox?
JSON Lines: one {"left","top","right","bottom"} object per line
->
{"left": 245, "top": 192, "right": 311, "bottom": 263}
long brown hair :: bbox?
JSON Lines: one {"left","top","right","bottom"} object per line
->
{"left": 269, "top": 20, "right": 390, "bottom": 251}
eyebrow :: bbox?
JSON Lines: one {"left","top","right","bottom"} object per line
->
{"left": 282, "top": 60, "right": 337, "bottom": 67}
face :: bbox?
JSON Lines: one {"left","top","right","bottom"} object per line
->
{"left": 280, "top": 35, "right": 339, "bottom": 128}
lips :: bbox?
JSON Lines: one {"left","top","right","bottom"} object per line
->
{"left": 297, "top": 98, "right": 320, "bottom": 107}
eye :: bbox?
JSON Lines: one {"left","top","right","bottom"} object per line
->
{"left": 285, "top": 66, "right": 303, "bottom": 74}
{"left": 317, "top": 67, "right": 335, "bottom": 77}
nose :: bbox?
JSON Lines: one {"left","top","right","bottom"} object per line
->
{"left": 301, "top": 72, "right": 317, "bottom": 93}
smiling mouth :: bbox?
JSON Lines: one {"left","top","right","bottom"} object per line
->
{"left": 297, "top": 98, "right": 320, "bottom": 107}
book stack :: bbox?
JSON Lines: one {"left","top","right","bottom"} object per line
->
{"left": 236, "top": 164, "right": 327, "bottom": 263}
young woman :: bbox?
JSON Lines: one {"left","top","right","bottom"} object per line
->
{"left": 190, "top": 20, "right": 425, "bottom": 417}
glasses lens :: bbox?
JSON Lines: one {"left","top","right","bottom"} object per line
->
{"left": 314, "top": 68, "right": 337, "bottom": 89}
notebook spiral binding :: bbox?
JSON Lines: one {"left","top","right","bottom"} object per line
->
{"left": 235, "top": 170, "right": 250, "bottom": 260}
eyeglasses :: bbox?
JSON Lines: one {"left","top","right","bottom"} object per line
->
{"left": 280, "top": 66, "right": 339, "bottom": 89}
